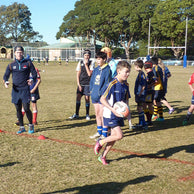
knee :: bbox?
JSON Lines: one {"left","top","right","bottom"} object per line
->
{"left": 117, "top": 133, "right": 123, "bottom": 141}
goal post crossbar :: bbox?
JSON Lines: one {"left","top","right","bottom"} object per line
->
{"left": 149, "top": 46, "right": 186, "bottom": 49}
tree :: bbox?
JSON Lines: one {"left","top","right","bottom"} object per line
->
{"left": 0, "top": 2, "right": 42, "bottom": 43}
{"left": 152, "top": 0, "right": 194, "bottom": 59}
{"left": 57, "top": 0, "right": 157, "bottom": 60}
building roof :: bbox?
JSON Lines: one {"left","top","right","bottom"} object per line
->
{"left": 39, "top": 36, "right": 104, "bottom": 49}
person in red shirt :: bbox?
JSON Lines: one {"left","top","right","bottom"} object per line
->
{"left": 183, "top": 73, "right": 194, "bottom": 125}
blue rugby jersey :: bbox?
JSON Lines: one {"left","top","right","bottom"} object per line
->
{"left": 90, "top": 64, "right": 112, "bottom": 102}
{"left": 3, "top": 58, "right": 37, "bottom": 90}
{"left": 134, "top": 70, "right": 147, "bottom": 97}
{"left": 102, "top": 78, "right": 130, "bottom": 119}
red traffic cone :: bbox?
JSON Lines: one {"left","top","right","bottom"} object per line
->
{"left": 37, "top": 135, "right": 46, "bottom": 140}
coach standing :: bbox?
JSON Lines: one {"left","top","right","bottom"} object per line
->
{"left": 3, "top": 46, "right": 37, "bottom": 134}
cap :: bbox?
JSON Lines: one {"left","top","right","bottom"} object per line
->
{"left": 144, "top": 61, "right": 153, "bottom": 69}
{"left": 101, "top": 47, "right": 112, "bottom": 58}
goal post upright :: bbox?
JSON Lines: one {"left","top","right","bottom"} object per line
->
{"left": 147, "top": 17, "right": 188, "bottom": 68}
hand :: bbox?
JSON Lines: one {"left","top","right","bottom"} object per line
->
{"left": 78, "top": 85, "right": 82, "bottom": 92}
{"left": 4, "top": 81, "right": 9, "bottom": 88}
{"left": 112, "top": 107, "right": 123, "bottom": 118}
{"left": 27, "top": 79, "right": 33, "bottom": 85}
{"left": 84, "top": 59, "right": 89, "bottom": 65}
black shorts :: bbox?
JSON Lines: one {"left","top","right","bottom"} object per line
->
{"left": 77, "top": 85, "right": 90, "bottom": 96}
{"left": 12, "top": 88, "right": 31, "bottom": 104}
{"left": 31, "top": 89, "right": 40, "bottom": 103}
{"left": 154, "top": 90, "right": 165, "bottom": 102}
{"left": 145, "top": 90, "right": 154, "bottom": 103}
{"left": 135, "top": 95, "right": 146, "bottom": 104}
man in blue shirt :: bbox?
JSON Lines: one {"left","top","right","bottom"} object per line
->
{"left": 3, "top": 46, "right": 37, "bottom": 134}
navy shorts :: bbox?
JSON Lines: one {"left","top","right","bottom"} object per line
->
{"left": 31, "top": 89, "right": 40, "bottom": 103}
{"left": 77, "top": 85, "right": 90, "bottom": 96}
{"left": 191, "top": 95, "right": 194, "bottom": 105}
{"left": 154, "top": 90, "right": 165, "bottom": 102}
{"left": 12, "top": 88, "right": 31, "bottom": 104}
{"left": 103, "top": 117, "right": 124, "bottom": 128}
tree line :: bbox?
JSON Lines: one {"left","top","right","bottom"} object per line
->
{"left": 56, "top": 0, "right": 193, "bottom": 59}
{"left": 0, "top": 3, "right": 46, "bottom": 47}
{"left": 0, "top": 1, "right": 193, "bottom": 60}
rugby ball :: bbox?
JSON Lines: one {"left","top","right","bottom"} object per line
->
{"left": 113, "top": 101, "right": 130, "bottom": 118}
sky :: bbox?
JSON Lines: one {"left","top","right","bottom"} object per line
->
{"left": 1, "top": 0, "right": 78, "bottom": 45}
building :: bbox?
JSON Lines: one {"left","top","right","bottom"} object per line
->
{"left": 25, "top": 37, "right": 104, "bottom": 61}
{"left": 0, "top": 46, "right": 13, "bottom": 59}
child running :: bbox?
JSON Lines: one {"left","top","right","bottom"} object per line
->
{"left": 94, "top": 60, "right": 131, "bottom": 165}
{"left": 158, "top": 58, "right": 174, "bottom": 114}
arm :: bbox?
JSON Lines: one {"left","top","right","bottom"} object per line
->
{"left": 76, "top": 70, "right": 82, "bottom": 91}
{"left": 84, "top": 60, "right": 92, "bottom": 77}
{"left": 3, "top": 64, "right": 11, "bottom": 88}
{"left": 30, "top": 79, "right": 41, "bottom": 93}
{"left": 30, "top": 69, "right": 41, "bottom": 93}
{"left": 100, "top": 95, "right": 121, "bottom": 117}
{"left": 29, "top": 62, "right": 37, "bottom": 82}
{"left": 189, "top": 83, "right": 194, "bottom": 93}
{"left": 100, "top": 68, "right": 112, "bottom": 96}
{"left": 76, "top": 61, "right": 82, "bottom": 91}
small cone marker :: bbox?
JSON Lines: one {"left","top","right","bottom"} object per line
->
{"left": 37, "top": 135, "right": 46, "bottom": 140}
{"left": 0, "top": 129, "right": 4, "bottom": 133}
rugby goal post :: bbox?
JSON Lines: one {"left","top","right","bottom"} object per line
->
{"left": 147, "top": 17, "right": 188, "bottom": 68}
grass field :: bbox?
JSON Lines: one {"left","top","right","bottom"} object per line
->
{"left": 0, "top": 60, "right": 193, "bottom": 194}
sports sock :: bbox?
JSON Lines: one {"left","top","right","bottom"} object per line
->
{"left": 22, "top": 110, "right": 25, "bottom": 117}
{"left": 158, "top": 106, "right": 163, "bottom": 118}
{"left": 139, "top": 111, "right": 146, "bottom": 126}
{"left": 153, "top": 105, "right": 158, "bottom": 116}
{"left": 97, "top": 126, "right": 102, "bottom": 135}
{"left": 86, "top": 102, "right": 90, "bottom": 115}
{"left": 186, "top": 111, "right": 192, "bottom": 121}
{"left": 33, "top": 110, "right": 37, "bottom": 124}
{"left": 149, "top": 109, "right": 153, "bottom": 122}
{"left": 75, "top": 101, "right": 80, "bottom": 115}
{"left": 102, "top": 127, "right": 108, "bottom": 137}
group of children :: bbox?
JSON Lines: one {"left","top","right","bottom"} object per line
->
{"left": 3, "top": 46, "right": 193, "bottom": 166}
{"left": 68, "top": 48, "right": 193, "bottom": 165}
{"left": 132, "top": 57, "right": 175, "bottom": 130}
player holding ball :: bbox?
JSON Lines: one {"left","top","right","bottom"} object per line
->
{"left": 94, "top": 60, "right": 131, "bottom": 165}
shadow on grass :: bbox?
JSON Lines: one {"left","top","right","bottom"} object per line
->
{"left": 42, "top": 175, "right": 157, "bottom": 194}
{"left": 38, "top": 118, "right": 97, "bottom": 132}
{"left": 111, "top": 144, "right": 194, "bottom": 163}
{"left": 37, "top": 103, "right": 191, "bottom": 133}
{"left": 0, "top": 162, "right": 20, "bottom": 168}
{"left": 130, "top": 101, "right": 187, "bottom": 117}
{"left": 123, "top": 113, "right": 193, "bottom": 137}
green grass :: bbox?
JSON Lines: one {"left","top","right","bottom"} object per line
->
{"left": 0, "top": 61, "right": 193, "bottom": 194}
